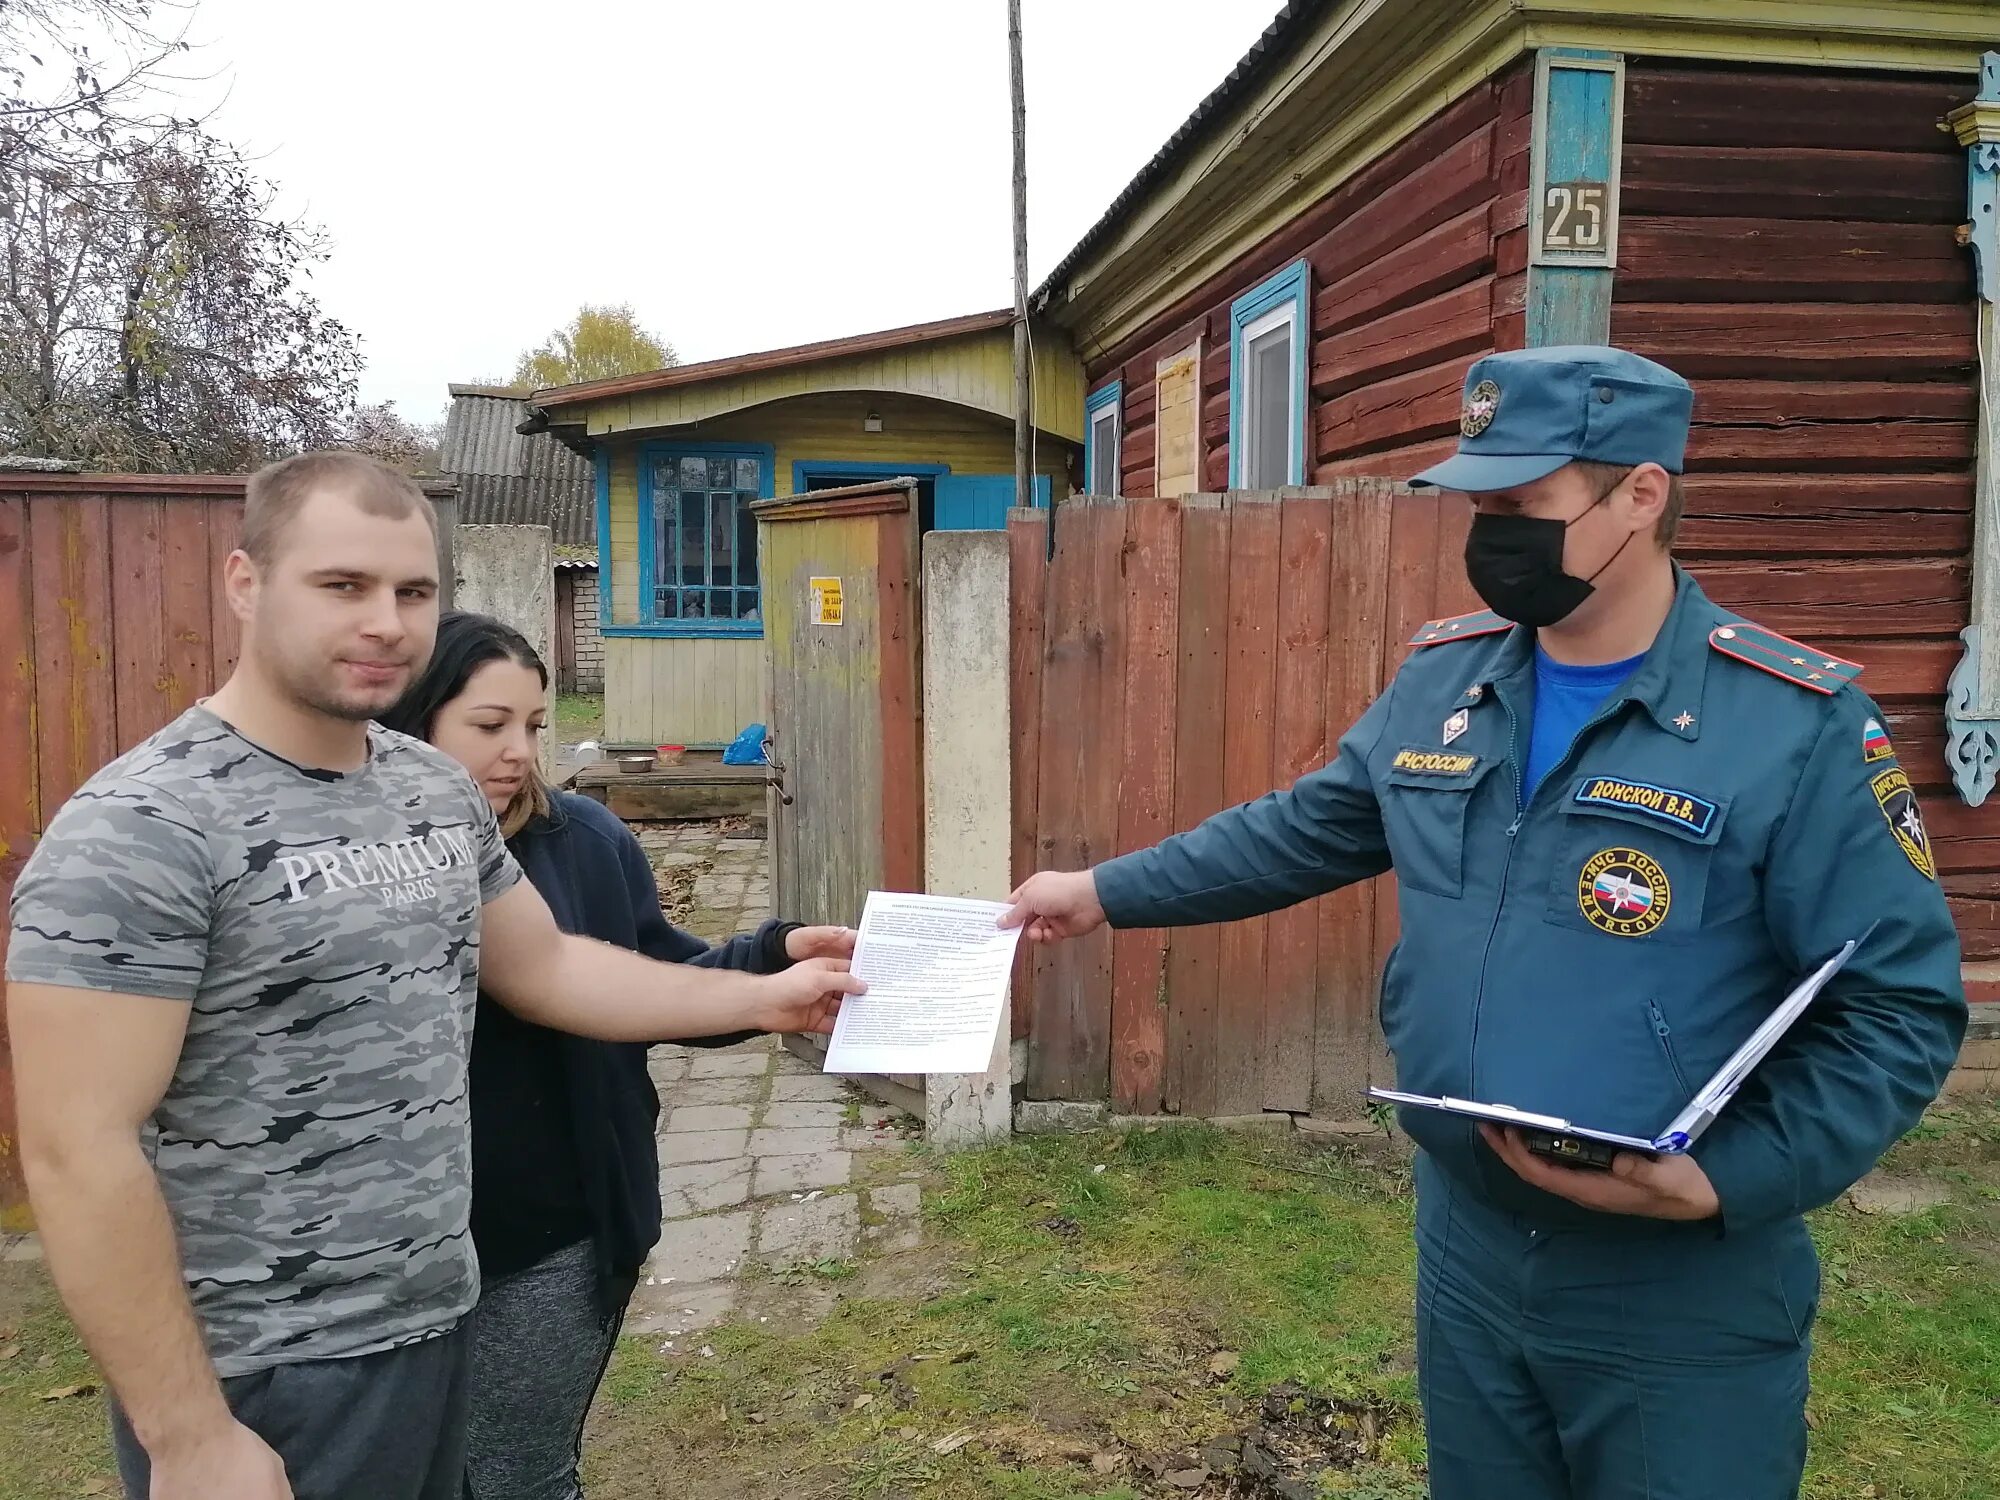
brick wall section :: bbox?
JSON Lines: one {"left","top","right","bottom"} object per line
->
{"left": 572, "top": 569, "right": 605, "bottom": 693}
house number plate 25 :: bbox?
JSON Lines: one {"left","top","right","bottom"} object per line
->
{"left": 1541, "top": 180, "right": 1609, "bottom": 253}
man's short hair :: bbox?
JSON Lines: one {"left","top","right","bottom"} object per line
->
{"left": 1573, "top": 460, "right": 1686, "bottom": 548}
{"left": 242, "top": 452, "right": 437, "bottom": 567}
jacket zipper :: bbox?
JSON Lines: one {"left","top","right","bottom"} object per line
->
{"left": 1647, "top": 999, "right": 1692, "bottom": 1095}
{"left": 1465, "top": 694, "right": 1525, "bottom": 1095}
{"left": 1464, "top": 688, "right": 1632, "bottom": 1099}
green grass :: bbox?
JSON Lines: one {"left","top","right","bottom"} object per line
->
{"left": 0, "top": 1262, "right": 117, "bottom": 1499}
{"left": 4, "top": 1104, "right": 1997, "bottom": 1500}
{"left": 551, "top": 692, "right": 604, "bottom": 741}
{"left": 1800, "top": 1106, "right": 2000, "bottom": 1500}
{"left": 577, "top": 1114, "right": 2000, "bottom": 1499}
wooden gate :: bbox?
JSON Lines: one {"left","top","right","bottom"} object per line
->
{"left": 1009, "top": 484, "right": 1479, "bottom": 1119}
{"left": 755, "top": 481, "right": 924, "bottom": 1085}
{"left": 0, "top": 471, "right": 456, "bottom": 1228}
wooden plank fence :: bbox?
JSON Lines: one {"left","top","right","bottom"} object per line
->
{"left": 0, "top": 472, "right": 456, "bottom": 1227}
{"left": 1009, "top": 484, "right": 1479, "bottom": 1117}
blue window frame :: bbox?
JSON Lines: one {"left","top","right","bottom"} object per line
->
{"left": 790, "top": 460, "right": 950, "bottom": 495}
{"left": 634, "top": 442, "right": 775, "bottom": 637}
{"left": 1084, "top": 382, "right": 1122, "bottom": 496}
{"left": 1228, "top": 260, "right": 1310, "bottom": 489}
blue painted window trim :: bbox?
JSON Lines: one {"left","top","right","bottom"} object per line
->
{"left": 1228, "top": 259, "right": 1311, "bottom": 489}
{"left": 790, "top": 459, "right": 951, "bottom": 495}
{"left": 1083, "top": 381, "right": 1122, "bottom": 496}
{"left": 592, "top": 445, "right": 611, "bottom": 629}
{"left": 626, "top": 440, "right": 776, "bottom": 640}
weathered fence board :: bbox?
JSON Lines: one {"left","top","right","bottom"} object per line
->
{"left": 1012, "top": 483, "right": 1466, "bottom": 1115}
{"left": 1110, "top": 499, "right": 1181, "bottom": 1114}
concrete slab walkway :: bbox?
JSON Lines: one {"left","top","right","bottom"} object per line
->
{"left": 626, "top": 821, "right": 923, "bottom": 1341}
{"left": 630, "top": 1036, "right": 921, "bottom": 1339}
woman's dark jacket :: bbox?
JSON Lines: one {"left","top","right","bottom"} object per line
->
{"left": 468, "top": 790, "right": 797, "bottom": 1312}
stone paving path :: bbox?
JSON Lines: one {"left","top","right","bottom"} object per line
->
{"left": 625, "top": 821, "right": 923, "bottom": 1341}
{"left": 626, "top": 1036, "right": 920, "bottom": 1338}
{"left": 633, "top": 821, "right": 770, "bottom": 942}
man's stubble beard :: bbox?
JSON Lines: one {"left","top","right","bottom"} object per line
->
{"left": 249, "top": 631, "right": 404, "bottom": 724}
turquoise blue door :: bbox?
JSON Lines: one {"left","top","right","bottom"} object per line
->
{"left": 933, "top": 474, "right": 1051, "bottom": 530}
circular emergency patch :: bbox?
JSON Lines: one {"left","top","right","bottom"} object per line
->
{"left": 1461, "top": 379, "right": 1501, "bottom": 438}
{"left": 1577, "top": 847, "right": 1671, "bottom": 937}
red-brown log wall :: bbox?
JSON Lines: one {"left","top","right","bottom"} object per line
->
{"left": 1608, "top": 60, "right": 1994, "bottom": 960}
{"left": 1085, "top": 60, "right": 1535, "bottom": 496}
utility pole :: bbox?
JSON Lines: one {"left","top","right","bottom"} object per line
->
{"left": 1009, "top": 0, "right": 1031, "bottom": 512}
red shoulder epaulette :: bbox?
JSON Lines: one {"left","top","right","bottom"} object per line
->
{"left": 1410, "top": 609, "right": 1512, "bottom": 648}
{"left": 1708, "top": 621, "right": 1862, "bottom": 695}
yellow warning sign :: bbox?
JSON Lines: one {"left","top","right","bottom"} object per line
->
{"left": 810, "top": 576, "right": 844, "bottom": 626}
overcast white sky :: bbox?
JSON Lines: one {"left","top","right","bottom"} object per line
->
{"left": 167, "top": 0, "right": 1279, "bottom": 424}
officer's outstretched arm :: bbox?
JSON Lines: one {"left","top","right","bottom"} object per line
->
{"left": 1694, "top": 695, "right": 1968, "bottom": 1235}
{"left": 1091, "top": 689, "right": 1393, "bottom": 929}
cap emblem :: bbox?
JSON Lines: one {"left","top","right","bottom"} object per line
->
{"left": 1461, "top": 379, "right": 1501, "bottom": 438}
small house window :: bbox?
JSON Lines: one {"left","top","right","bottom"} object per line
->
{"left": 1084, "top": 382, "right": 1121, "bottom": 497}
{"left": 1229, "top": 261, "right": 1310, "bottom": 489}
{"left": 642, "top": 450, "right": 767, "bottom": 634}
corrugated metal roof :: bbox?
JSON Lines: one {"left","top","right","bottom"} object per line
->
{"left": 1032, "top": 0, "right": 1317, "bottom": 312}
{"left": 439, "top": 390, "right": 596, "bottom": 549}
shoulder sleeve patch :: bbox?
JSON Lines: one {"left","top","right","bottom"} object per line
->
{"left": 1411, "top": 609, "right": 1512, "bottom": 648}
{"left": 1862, "top": 716, "right": 1896, "bottom": 765}
{"left": 1869, "top": 766, "right": 1937, "bottom": 880}
{"left": 1708, "top": 622, "right": 1863, "bottom": 695}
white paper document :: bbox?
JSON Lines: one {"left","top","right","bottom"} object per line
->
{"left": 823, "top": 891, "right": 1022, "bottom": 1076}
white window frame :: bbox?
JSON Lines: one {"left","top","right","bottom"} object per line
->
{"left": 1238, "top": 302, "right": 1300, "bottom": 491}
{"left": 1228, "top": 258, "right": 1311, "bottom": 490}
{"left": 1084, "top": 383, "right": 1122, "bottom": 497}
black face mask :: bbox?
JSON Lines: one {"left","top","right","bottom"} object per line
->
{"left": 1463, "top": 482, "right": 1636, "bottom": 628}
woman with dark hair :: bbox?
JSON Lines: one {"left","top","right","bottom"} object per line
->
{"left": 379, "top": 611, "right": 851, "bottom": 1500}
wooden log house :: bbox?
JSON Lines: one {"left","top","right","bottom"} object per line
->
{"left": 1022, "top": 0, "right": 2000, "bottom": 1102}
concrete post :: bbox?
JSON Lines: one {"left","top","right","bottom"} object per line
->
{"left": 920, "top": 531, "right": 1014, "bottom": 1148}
{"left": 452, "top": 524, "right": 558, "bottom": 780}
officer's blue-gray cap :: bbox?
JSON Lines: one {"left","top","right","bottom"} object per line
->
{"left": 1407, "top": 345, "right": 1694, "bottom": 494}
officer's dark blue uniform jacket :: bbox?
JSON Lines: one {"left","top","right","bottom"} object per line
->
{"left": 1095, "top": 567, "right": 1967, "bottom": 1232}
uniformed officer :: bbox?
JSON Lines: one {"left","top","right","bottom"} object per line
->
{"left": 1001, "top": 345, "right": 1967, "bottom": 1500}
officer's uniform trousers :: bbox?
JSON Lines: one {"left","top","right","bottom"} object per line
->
{"left": 1414, "top": 1155, "right": 1818, "bottom": 1500}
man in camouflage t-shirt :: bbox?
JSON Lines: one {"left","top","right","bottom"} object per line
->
{"left": 5, "top": 454, "right": 858, "bottom": 1500}
{"left": 9, "top": 710, "right": 519, "bottom": 1372}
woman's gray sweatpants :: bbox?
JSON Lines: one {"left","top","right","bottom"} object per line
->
{"left": 462, "top": 1238, "right": 636, "bottom": 1500}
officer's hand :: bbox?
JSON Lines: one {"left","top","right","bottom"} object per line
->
{"left": 998, "top": 870, "right": 1107, "bottom": 943}
{"left": 1479, "top": 1125, "right": 1721, "bottom": 1221}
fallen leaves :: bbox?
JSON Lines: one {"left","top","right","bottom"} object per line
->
{"left": 38, "top": 1381, "right": 97, "bottom": 1402}
{"left": 931, "top": 1429, "right": 975, "bottom": 1456}
{"left": 1207, "top": 1349, "right": 1241, "bottom": 1380}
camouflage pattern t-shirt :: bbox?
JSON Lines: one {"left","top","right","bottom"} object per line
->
{"left": 5, "top": 705, "right": 522, "bottom": 1376}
